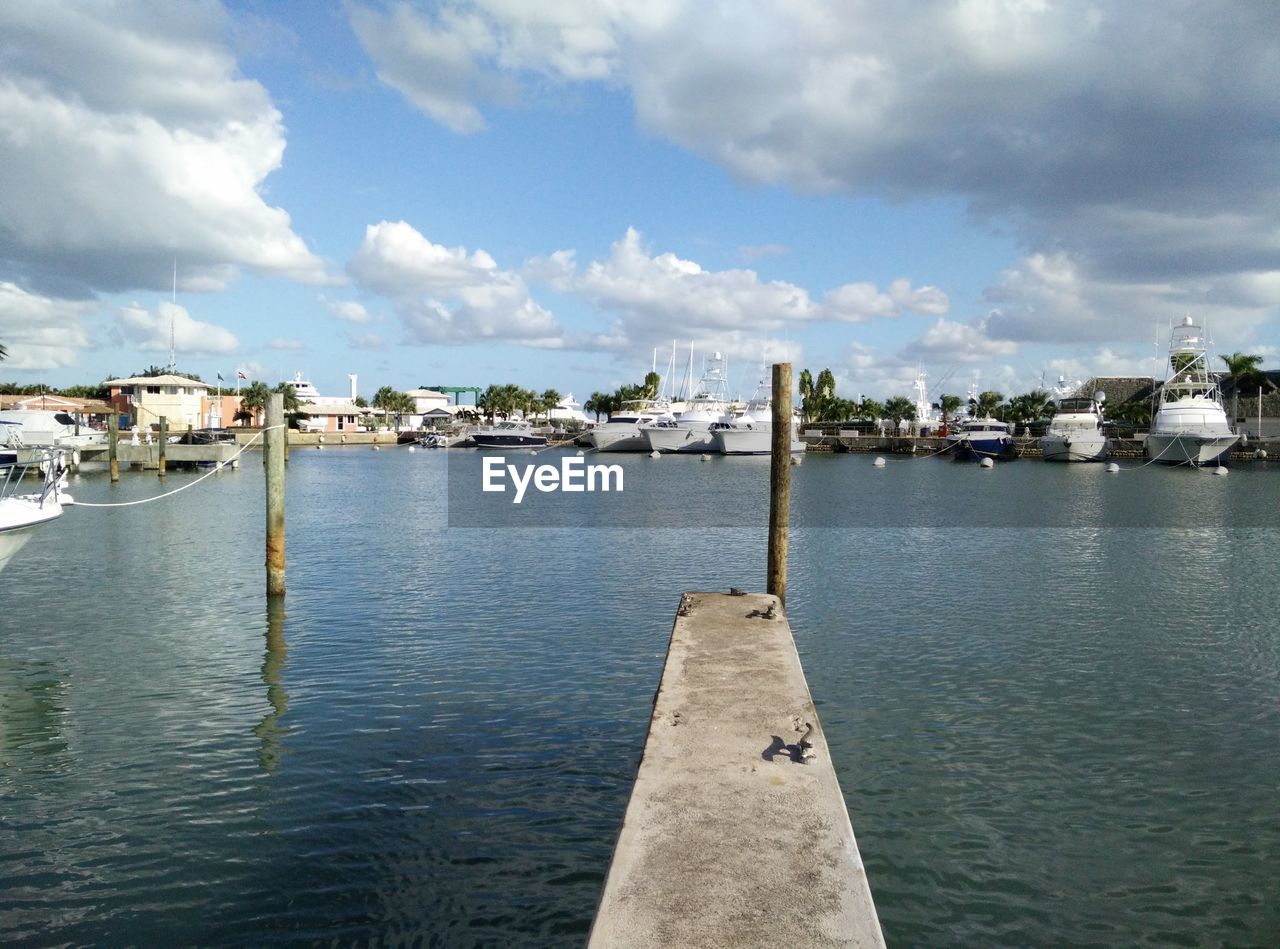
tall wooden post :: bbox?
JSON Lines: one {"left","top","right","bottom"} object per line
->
{"left": 157, "top": 416, "right": 167, "bottom": 478}
{"left": 265, "top": 393, "right": 286, "bottom": 598}
{"left": 768, "top": 362, "right": 792, "bottom": 607}
{"left": 108, "top": 412, "right": 120, "bottom": 483}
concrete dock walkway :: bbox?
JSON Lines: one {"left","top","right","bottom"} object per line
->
{"left": 589, "top": 591, "right": 883, "bottom": 948}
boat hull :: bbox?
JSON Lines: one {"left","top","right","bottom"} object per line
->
{"left": 1144, "top": 431, "right": 1238, "bottom": 466}
{"left": 1041, "top": 433, "right": 1110, "bottom": 462}
{"left": 586, "top": 428, "right": 649, "bottom": 452}
{"left": 948, "top": 435, "right": 1016, "bottom": 460}
{"left": 712, "top": 428, "right": 804, "bottom": 455}
{"left": 643, "top": 425, "right": 717, "bottom": 453}
{"left": 470, "top": 434, "right": 547, "bottom": 449}
{"left": 0, "top": 498, "right": 63, "bottom": 573}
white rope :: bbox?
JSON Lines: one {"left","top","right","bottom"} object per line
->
{"left": 70, "top": 426, "right": 283, "bottom": 509}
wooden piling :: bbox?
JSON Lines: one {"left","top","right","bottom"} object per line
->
{"left": 768, "top": 362, "right": 792, "bottom": 606}
{"left": 265, "top": 393, "right": 286, "bottom": 598}
{"left": 108, "top": 413, "right": 119, "bottom": 483}
{"left": 157, "top": 416, "right": 167, "bottom": 477}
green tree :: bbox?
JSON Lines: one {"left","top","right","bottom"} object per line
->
{"left": 859, "top": 398, "right": 885, "bottom": 430}
{"left": 0, "top": 343, "right": 6, "bottom": 361}
{"left": 371, "top": 385, "right": 399, "bottom": 426}
{"left": 937, "top": 394, "right": 964, "bottom": 430}
{"left": 1219, "top": 352, "right": 1269, "bottom": 421}
{"left": 354, "top": 395, "right": 369, "bottom": 408}
{"left": 798, "top": 369, "right": 815, "bottom": 424}
{"left": 584, "top": 391, "right": 612, "bottom": 421}
{"left": 972, "top": 390, "right": 1006, "bottom": 419}
{"left": 539, "top": 388, "right": 561, "bottom": 423}
{"left": 239, "top": 380, "right": 271, "bottom": 426}
{"left": 1007, "top": 389, "right": 1050, "bottom": 429}
{"left": 884, "top": 395, "right": 916, "bottom": 433}
{"left": 642, "top": 372, "right": 661, "bottom": 400}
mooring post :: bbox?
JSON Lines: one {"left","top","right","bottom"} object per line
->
{"left": 265, "top": 392, "right": 286, "bottom": 598}
{"left": 108, "top": 412, "right": 119, "bottom": 483}
{"left": 157, "top": 416, "right": 167, "bottom": 478}
{"left": 768, "top": 362, "right": 792, "bottom": 606}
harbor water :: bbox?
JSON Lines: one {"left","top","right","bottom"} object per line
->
{"left": 2, "top": 448, "right": 1278, "bottom": 945}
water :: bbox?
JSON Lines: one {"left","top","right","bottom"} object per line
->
{"left": 2, "top": 449, "right": 1278, "bottom": 946}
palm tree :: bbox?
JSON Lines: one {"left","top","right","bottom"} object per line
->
{"left": 858, "top": 398, "right": 885, "bottom": 432}
{"left": 0, "top": 343, "right": 7, "bottom": 361}
{"left": 239, "top": 380, "right": 271, "bottom": 426}
{"left": 1219, "top": 352, "right": 1269, "bottom": 422}
{"left": 884, "top": 395, "right": 916, "bottom": 434}
{"left": 540, "top": 388, "right": 561, "bottom": 424}
{"left": 973, "top": 390, "right": 1005, "bottom": 420}
{"left": 798, "top": 369, "right": 815, "bottom": 425}
{"left": 371, "top": 385, "right": 399, "bottom": 427}
{"left": 937, "top": 394, "right": 964, "bottom": 431}
{"left": 584, "top": 391, "right": 611, "bottom": 422}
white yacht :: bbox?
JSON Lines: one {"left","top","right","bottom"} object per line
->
{"left": 1145, "top": 317, "right": 1239, "bottom": 466}
{"left": 1041, "top": 392, "right": 1110, "bottom": 462}
{"left": 642, "top": 352, "right": 731, "bottom": 453}
{"left": 0, "top": 450, "right": 69, "bottom": 574}
{"left": 710, "top": 383, "right": 804, "bottom": 455}
{"left": 584, "top": 400, "right": 675, "bottom": 452}
{"left": 0, "top": 409, "right": 106, "bottom": 450}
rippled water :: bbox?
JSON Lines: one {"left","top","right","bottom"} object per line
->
{"left": 2, "top": 448, "right": 1277, "bottom": 945}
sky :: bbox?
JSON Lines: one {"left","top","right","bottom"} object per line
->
{"left": 2, "top": 0, "right": 1278, "bottom": 406}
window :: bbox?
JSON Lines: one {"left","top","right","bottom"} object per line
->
{"left": 147, "top": 385, "right": 160, "bottom": 395}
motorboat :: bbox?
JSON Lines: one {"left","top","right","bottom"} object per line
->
{"left": 0, "top": 450, "right": 69, "bottom": 574}
{"left": 643, "top": 352, "right": 731, "bottom": 453}
{"left": 946, "top": 417, "right": 1016, "bottom": 460}
{"left": 1145, "top": 317, "right": 1239, "bottom": 466}
{"left": 0, "top": 409, "right": 106, "bottom": 450}
{"left": 1041, "top": 393, "right": 1111, "bottom": 462}
{"left": 470, "top": 419, "right": 548, "bottom": 449}
{"left": 584, "top": 400, "right": 674, "bottom": 452}
{"left": 416, "top": 432, "right": 447, "bottom": 448}
{"left": 709, "top": 383, "right": 804, "bottom": 455}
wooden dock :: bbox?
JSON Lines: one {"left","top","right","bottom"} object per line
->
{"left": 589, "top": 591, "right": 883, "bottom": 948}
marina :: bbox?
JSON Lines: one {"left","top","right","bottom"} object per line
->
{"left": 2, "top": 444, "right": 1278, "bottom": 944}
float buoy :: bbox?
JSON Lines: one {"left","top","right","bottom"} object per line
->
{"left": 979, "top": 457, "right": 995, "bottom": 468}
{"left": 701, "top": 454, "right": 711, "bottom": 462}
{"left": 1106, "top": 462, "right": 1119, "bottom": 473}
{"left": 1213, "top": 466, "right": 1228, "bottom": 476}
{"left": 873, "top": 457, "right": 886, "bottom": 467}
{"left": 650, "top": 450, "right": 661, "bottom": 458}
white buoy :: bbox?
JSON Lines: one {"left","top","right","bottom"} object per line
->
{"left": 577, "top": 449, "right": 585, "bottom": 456}
{"left": 1214, "top": 466, "right": 1229, "bottom": 476}
{"left": 979, "top": 457, "right": 995, "bottom": 468}
{"left": 791, "top": 454, "right": 802, "bottom": 465}
{"left": 650, "top": 450, "right": 661, "bottom": 458}
{"left": 701, "top": 453, "right": 712, "bottom": 462}
{"left": 873, "top": 457, "right": 886, "bottom": 467}
{"left": 372, "top": 445, "right": 380, "bottom": 451}
{"left": 1256, "top": 449, "right": 1268, "bottom": 460}
{"left": 408, "top": 446, "right": 416, "bottom": 452}
{"left": 1106, "top": 462, "right": 1120, "bottom": 473}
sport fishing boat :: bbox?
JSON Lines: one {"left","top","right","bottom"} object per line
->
{"left": 0, "top": 409, "right": 106, "bottom": 450}
{"left": 470, "top": 419, "right": 547, "bottom": 449}
{"left": 1145, "top": 317, "right": 1239, "bottom": 466}
{"left": 584, "top": 400, "right": 674, "bottom": 452}
{"left": 709, "top": 381, "right": 804, "bottom": 455}
{"left": 0, "top": 450, "right": 70, "bottom": 574}
{"left": 642, "top": 352, "right": 731, "bottom": 453}
{"left": 1041, "top": 392, "right": 1110, "bottom": 462}
{"left": 946, "top": 417, "right": 1016, "bottom": 460}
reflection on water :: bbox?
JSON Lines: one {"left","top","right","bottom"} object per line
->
{"left": 254, "top": 599, "right": 289, "bottom": 774}
{"left": 0, "top": 449, "right": 1277, "bottom": 945}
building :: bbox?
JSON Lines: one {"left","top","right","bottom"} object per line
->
{"left": 106, "top": 374, "right": 210, "bottom": 431}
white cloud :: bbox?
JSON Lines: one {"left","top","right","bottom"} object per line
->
{"left": 0, "top": 1, "right": 330, "bottom": 299}
{"left": 905, "top": 317, "right": 1019, "bottom": 364}
{"left": 0, "top": 280, "right": 97, "bottom": 371}
{"left": 347, "top": 221, "right": 561, "bottom": 346}
{"left": 349, "top": 1, "right": 1280, "bottom": 342}
{"left": 266, "top": 338, "right": 304, "bottom": 351}
{"left": 115, "top": 300, "right": 238, "bottom": 356}
{"left": 324, "top": 299, "right": 373, "bottom": 324}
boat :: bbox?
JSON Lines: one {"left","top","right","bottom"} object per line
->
{"left": 0, "top": 409, "right": 107, "bottom": 450}
{"left": 709, "top": 381, "right": 804, "bottom": 455}
{"left": 415, "top": 432, "right": 447, "bottom": 448}
{"left": 0, "top": 450, "right": 69, "bottom": 575}
{"left": 642, "top": 352, "right": 731, "bottom": 453}
{"left": 470, "top": 419, "right": 548, "bottom": 449}
{"left": 583, "top": 400, "right": 675, "bottom": 452}
{"left": 1041, "top": 391, "right": 1111, "bottom": 462}
{"left": 946, "top": 417, "right": 1016, "bottom": 460}
{"left": 1145, "top": 317, "right": 1239, "bottom": 466}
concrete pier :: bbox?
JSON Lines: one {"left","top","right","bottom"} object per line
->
{"left": 589, "top": 591, "right": 883, "bottom": 948}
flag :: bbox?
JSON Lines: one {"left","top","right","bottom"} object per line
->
{"left": 217, "top": 372, "right": 224, "bottom": 381}
{"left": 237, "top": 370, "right": 247, "bottom": 380}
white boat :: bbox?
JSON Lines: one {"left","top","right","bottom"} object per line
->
{"left": 1042, "top": 392, "right": 1111, "bottom": 462}
{"left": 1145, "top": 317, "right": 1239, "bottom": 466}
{"left": 643, "top": 352, "right": 731, "bottom": 453}
{"left": 470, "top": 419, "right": 548, "bottom": 449}
{"left": 0, "top": 409, "right": 106, "bottom": 450}
{"left": 710, "top": 383, "right": 804, "bottom": 455}
{"left": 0, "top": 450, "right": 69, "bottom": 574}
{"left": 584, "top": 400, "right": 675, "bottom": 452}
{"left": 548, "top": 393, "right": 590, "bottom": 427}
{"left": 946, "top": 418, "right": 1015, "bottom": 460}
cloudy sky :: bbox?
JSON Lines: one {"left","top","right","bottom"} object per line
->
{"left": 2, "top": 0, "right": 1277, "bottom": 404}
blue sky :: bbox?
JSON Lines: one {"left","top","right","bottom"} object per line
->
{"left": 2, "top": 1, "right": 1277, "bottom": 406}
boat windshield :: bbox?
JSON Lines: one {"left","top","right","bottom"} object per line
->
{"left": 1055, "top": 399, "right": 1094, "bottom": 413}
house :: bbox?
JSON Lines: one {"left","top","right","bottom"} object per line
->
{"left": 106, "top": 374, "right": 210, "bottom": 431}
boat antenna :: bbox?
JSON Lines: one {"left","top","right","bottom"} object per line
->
{"left": 169, "top": 257, "right": 177, "bottom": 372}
